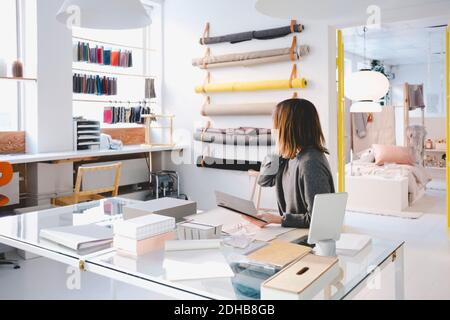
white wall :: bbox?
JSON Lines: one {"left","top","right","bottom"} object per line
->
{"left": 33, "top": 0, "right": 73, "bottom": 153}
{"left": 162, "top": 0, "right": 337, "bottom": 210}
{"left": 390, "top": 62, "right": 446, "bottom": 144}
{"left": 391, "top": 62, "right": 446, "bottom": 117}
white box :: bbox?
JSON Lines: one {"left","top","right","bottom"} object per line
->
{"left": 123, "top": 198, "right": 197, "bottom": 222}
{"left": 114, "top": 214, "right": 175, "bottom": 240}
{"left": 261, "top": 254, "right": 340, "bottom": 300}
{"left": 176, "top": 222, "right": 222, "bottom": 240}
{"left": 346, "top": 175, "right": 408, "bottom": 212}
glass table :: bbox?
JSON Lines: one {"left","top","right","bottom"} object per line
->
{"left": 0, "top": 198, "right": 405, "bottom": 300}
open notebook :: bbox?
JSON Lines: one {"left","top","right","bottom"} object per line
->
{"left": 40, "top": 224, "right": 114, "bottom": 251}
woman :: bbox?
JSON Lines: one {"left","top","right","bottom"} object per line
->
{"left": 257, "top": 98, "right": 335, "bottom": 228}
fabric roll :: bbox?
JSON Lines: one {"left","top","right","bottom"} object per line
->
{"left": 200, "top": 24, "right": 304, "bottom": 45}
{"left": 197, "top": 54, "right": 292, "bottom": 69}
{"left": 194, "top": 132, "right": 274, "bottom": 146}
{"left": 197, "top": 127, "right": 271, "bottom": 135}
{"left": 195, "top": 78, "right": 307, "bottom": 94}
{"left": 201, "top": 102, "right": 275, "bottom": 116}
{"left": 193, "top": 46, "right": 309, "bottom": 68}
{"left": 196, "top": 156, "right": 261, "bottom": 172}
{"left": 193, "top": 47, "right": 289, "bottom": 66}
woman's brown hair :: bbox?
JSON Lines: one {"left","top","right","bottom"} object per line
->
{"left": 273, "top": 98, "right": 328, "bottom": 159}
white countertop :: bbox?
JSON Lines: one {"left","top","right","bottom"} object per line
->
{"left": 0, "top": 145, "right": 186, "bottom": 165}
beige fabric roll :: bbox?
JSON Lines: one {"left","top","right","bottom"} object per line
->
{"left": 198, "top": 54, "right": 292, "bottom": 69}
{"left": 193, "top": 46, "right": 310, "bottom": 67}
{"left": 201, "top": 103, "right": 276, "bottom": 116}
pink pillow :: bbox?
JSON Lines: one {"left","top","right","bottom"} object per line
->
{"left": 372, "top": 144, "right": 414, "bottom": 166}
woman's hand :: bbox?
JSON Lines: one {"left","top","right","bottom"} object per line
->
{"left": 257, "top": 213, "right": 283, "bottom": 226}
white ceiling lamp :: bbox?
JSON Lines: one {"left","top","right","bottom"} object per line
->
{"left": 348, "top": 101, "right": 382, "bottom": 113}
{"left": 255, "top": 0, "right": 376, "bottom": 20}
{"left": 345, "top": 27, "right": 389, "bottom": 113}
{"left": 56, "top": 0, "right": 152, "bottom": 30}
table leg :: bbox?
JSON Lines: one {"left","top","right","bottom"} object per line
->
{"left": 110, "top": 278, "right": 117, "bottom": 300}
{"left": 394, "top": 245, "right": 405, "bottom": 300}
{"left": 324, "top": 267, "right": 344, "bottom": 300}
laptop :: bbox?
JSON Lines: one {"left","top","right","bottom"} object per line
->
{"left": 214, "top": 191, "right": 268, "bottom": 223}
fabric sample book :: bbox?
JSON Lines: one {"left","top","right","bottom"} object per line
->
{"left": 145, "top": 78, "right": 157, "bottom": 99}
{"left": 74, "top": 42, "right": 133, "bottom": 68}
{"left": 73, "top": 73, "right": 117, "bottom": 96}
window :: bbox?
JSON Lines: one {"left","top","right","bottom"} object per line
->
{"left": 0, "top": 0, "right": 19, "bottom": 131}
{"left": 0, "top": 0, "right": 36, "bottom": 132}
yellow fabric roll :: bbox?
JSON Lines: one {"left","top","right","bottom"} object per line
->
{"left": 195, "top": 78, "right": 307, "bottom": 94}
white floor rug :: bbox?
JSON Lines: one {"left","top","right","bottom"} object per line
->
{"left": 347, "top": 208, "right": 423, "bottom": 219}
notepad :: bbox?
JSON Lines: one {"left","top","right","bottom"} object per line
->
{"left": 39, "top": 224, "right": 113, "bottom": 251}
{"left": 163, "top": 240, "right": 234, "bottom": 281}
{"left": 336, "top": 233, "right": 372, "bottom": 256}
{"left": 248, "top": 240, "right": 311, "bottom": 268}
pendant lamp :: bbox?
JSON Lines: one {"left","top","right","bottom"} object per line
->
{"left": 255, "top": 0, "right": 375, "bottom": 21}
{"left": 56, "top": 0, "right": 152, "bottom": 30}
{"left": 345, "top": 27, "right": 389, "bottom": 113}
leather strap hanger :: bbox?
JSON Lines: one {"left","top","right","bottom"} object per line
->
{"left": 290, "top": 20, "right": 296, "bottom": 33}
{"left": 202, "top": 47, "right": 211, "bottom": 69}
{"left": 200, "top": 22, "right": 210, "bottom": 46}
{"left": 200, "top": 120, "right": 212, "bottom": 167}
{"left": 290, "top": 36, "right": 298, "bottom": 61}
{"left": 289, "top": 64, "right": 298, "bottom": 89}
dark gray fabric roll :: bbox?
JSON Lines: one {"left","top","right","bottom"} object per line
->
{"left": 194, "top": 132, "right": 274, "bottom": 146}
{"left": 200, "top": 24, "right": 304, "bottom": 45}
{"left": 197, "top": 156, "right": 261, "bottom": 172}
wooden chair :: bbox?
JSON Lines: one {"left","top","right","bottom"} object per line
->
{"left": 0, "top": 162, "right": 13, "bottom": 207}
{"left": 248, "top": 170, "right": 278, "bottom": 214}
{"left": 52, "top": 162, "right": 122, "bottom": 206}
{"left": 0, "top": 161, "right": 20, "bottom": 269}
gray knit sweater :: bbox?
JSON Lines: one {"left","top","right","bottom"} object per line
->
{"left": 258, "top": 148, "right": 335, "bottom": 228}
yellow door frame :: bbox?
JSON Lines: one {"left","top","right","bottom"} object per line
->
{"left": 446, "top": 26, "right": 449, "bottom": 229}
{"left": 337, "top": 30, "right": 345, "bottom": 193}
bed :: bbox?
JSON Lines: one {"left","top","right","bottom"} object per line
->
{"left": 346, "top": 161, "right": 431, "bottom": 208}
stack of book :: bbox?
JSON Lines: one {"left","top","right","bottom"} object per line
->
{"left": 113, "top": 214, "right": 176, "bottom": 256}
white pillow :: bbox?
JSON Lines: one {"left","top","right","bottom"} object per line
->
{"left": 356, "top": 149, "right": 375, "bottom": 163}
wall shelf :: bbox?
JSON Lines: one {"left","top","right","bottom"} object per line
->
{"left": 72, "top": 67, "right": 156, "bottom": 79}
{"left": 424, "top": 149, "right": 446, "bottom": 153}
{"left": 0, "top": 76, "right": 37, "bottom": 82}
{"left": 73, "top": 98, "right": 157, "bottom": 104}
{"left": 72, "top": 35, "right": 157, "bottom": 52}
